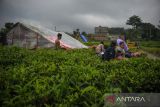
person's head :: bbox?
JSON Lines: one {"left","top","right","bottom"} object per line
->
{"left": 110, "top": 41, "right": 117, "bottom": 48}
{"left": 119, "top": 35, "right": 124, "bottom": 40}
{"left": 100, "top": 41, "right": 104, "bottom": 45}
{"left": 119, "top": 41, "right": 125, "bottom": 49}
{"left": 57, "top": 33, "right": 62, "bottom": 40}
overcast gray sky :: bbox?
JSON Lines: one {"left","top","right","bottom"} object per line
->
{"left": 0, "top": 0, "right": 160, "bottom": 33}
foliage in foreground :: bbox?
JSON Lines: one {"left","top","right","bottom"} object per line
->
{"left": 0, "top": 46, "right": 160, "bottom": 107}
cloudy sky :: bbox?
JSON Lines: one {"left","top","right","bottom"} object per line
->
{"left": 0, "top": 0, "right": 160, "bottom": 33}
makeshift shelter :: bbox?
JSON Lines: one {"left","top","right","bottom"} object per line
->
{"left": 7, "top": 22, "right": 88, "bottom": 49}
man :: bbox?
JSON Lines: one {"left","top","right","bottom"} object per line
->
{"left": 103, "top": 41, "right": 117, "bottom": 61}
{"left": 55, "top": 33, "right": 62, "bottom": 49}
{"left": 95, "top": 41, "right": 105, "bottom": 56}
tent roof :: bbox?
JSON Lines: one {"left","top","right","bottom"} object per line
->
{"left": 12, "top": 21, "right": 88, "bottom": 49}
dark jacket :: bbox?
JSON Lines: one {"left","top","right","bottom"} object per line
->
{"left": 103, "top": 47, "right": 115, "bottom": 61}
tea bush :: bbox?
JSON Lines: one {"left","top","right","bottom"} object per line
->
{"left": 0, "top": 46, "right": 160, "bottom": 107}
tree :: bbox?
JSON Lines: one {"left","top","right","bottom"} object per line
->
{"left": 0, "top": 22, "right": 14, "bottom": 45}
{"left": 158, "top": 20, "right": 160, "bottom": 29}
{"left": 139, "top": 23, "right": 158, "bottom": 40}
{"left": 81, "top": 31, "right": 87, "bottom": 36}
{"left": 5, "top": 23, "right": 14, "bottom": 30}
{"left": 125, "top": 15, "right": 142, "bottom": 40}
{"left": 126, "top": 15, "right": 142, "bottom": 29}
{"left": 126, "top": 15, "right": 160, "bottom": 40}
{"left": 72, "top": 28, "right": 80, "bottom": 40}
{"left": 125, "top": 28, "right": 141, "bottom": 41}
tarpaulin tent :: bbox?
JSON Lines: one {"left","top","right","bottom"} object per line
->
{"left": 7, "top": 22, "right": 88, "bottom": 49}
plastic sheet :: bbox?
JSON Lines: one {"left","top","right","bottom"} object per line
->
{"left": 7, "top": 21, "right": 88, "bottom": 49}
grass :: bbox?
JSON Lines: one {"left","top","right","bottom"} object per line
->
{"left": 139, "top": 41, "right": 160, "bottom": 57}
{"left": 140, "top": 41, "right": 160, "bottom": 48}
{"left": 141, "top": 47, "right": 160, "bottom": 57}
{"left": 83, "top": 41, "right": 110, "bottom": 47}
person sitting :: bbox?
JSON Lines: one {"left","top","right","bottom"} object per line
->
{"left": 117, "top": 35, "right": 132, "bottom": 58}
{"left": 95, "top": 41, "right": 105, "bottom": 56}
{"left": 117, "top": 35, "right": 141, "bottom": 58}
{"left": 103, "top": 41, "right": 116, "bottom": 61}
{"left": 115, "top": 42, "right": 126, "bottom": 60}
{"left": 117, "top": 35, "right": 128, "bottom": 52}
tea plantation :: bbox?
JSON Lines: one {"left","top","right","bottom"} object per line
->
{"left": 0, "top": 46, "right": 160, "bottom": 107}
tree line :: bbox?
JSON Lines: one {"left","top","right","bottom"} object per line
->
{"left": 125, "top": 15, "right": 160, "bottom": 40}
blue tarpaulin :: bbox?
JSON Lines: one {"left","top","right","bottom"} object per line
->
{"left": 80, "top": 34, "right": 88, "bottom": 42}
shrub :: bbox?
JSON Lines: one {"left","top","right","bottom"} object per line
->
{"left": 0, "top": 46, "right": 160, "bottom": 106}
